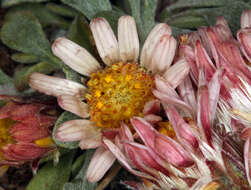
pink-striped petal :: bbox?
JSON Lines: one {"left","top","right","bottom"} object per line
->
{"left": 208, "top": 69, "right": 223, "bottom": 122}
{"left": 195, "top": 40, "right": 216, "bottom": 81}
{"left": 118, "top": 16, "right": 139, "bottom": 62}
{"left": 57, "top": 95, "right": 89, "bottom": 118}
{"left": 241, "top": 10, "right": 251, "bottom": 29}
{"left": 143, "top": 99, "right": 161, "bottom": 115}
{"left": 124, "top": 142, "right": 170, "bottom": 177}
{"left": 164, "top": 106, "right": 198, "bottom": 150}
{"left": 29, "top": 73, "right": 86, "bottom": 97}
{"left": 197, "top": 70, "right": 211, "bottom": 144}
{"left": 103, "top": 138, "right": 156, "bottom": 181}
{"left": 52, "top": 37, "right": 100, "bottom": 76}
{"left": 244, "top": 137, "right": 251, "bottom": 186}
{"left": 163, "top": 58, "right": 190, "bottom": 88}
{"left": 86, "top": 147, "right": 116, "bottom": 182}
{"left": 90, "top": 18, "right": 120, "bottom": 65}
{"left": 147, "top": 35, "right": 177, "bottom": 74}
{"left": 177, "top": 76, "right": 197, "bottom": 117}
{"left": 55, "top": 119, "right": 100, "bottom": 143}
{"left": 237, "top": 28, "right": 251, "bottom": 62}
{"left": 140, "top": 23, "right": 171, "bottom": 69}
{"left": 131, "top": 117, "right": 194, "bottom": 167}
{"left": 144, "top": 114, "right": 162, "bottom": 124}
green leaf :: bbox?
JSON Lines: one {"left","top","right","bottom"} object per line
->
{"left": 26, "top": 151, "right": 75, "bottom": 190}
{"left": 168, "top": 15, "right": 207, "bottom": 29}
{"left": 160, "top": 0, "right": 251, "bottom": 33}
{"left": 63, "top": 150, "right": 97, "bottom": 190}
{"left": 14, "top": 61, "right": 59, "bottom": 91}
{"left": 61, "top": 0, "right": 112, "bottom": 20}
{"left": 6, "top": 4, "right": 71, "bottom": 29}
{"left": 161, "top": 0, "right": 225, "bottom": 16}
{"left": 63, "top": 65, "right": 82, "bottom": 83}
{"left": 67, "top": 15, "right": 94, "bottom": 53}
{"left": 1, "top": 0, "right": 49, "bottom": 8}
{"left": 127, "top": 0, "right": 157, "bottom": 43}
{"left": 52, "top": 111, "right": 80, "bottom": 149}
{"left": 11, "top": 53, "right": 40, "bottom": 64}
{"left": 71, "top": 153, "right": 86, "bottom": 178}
{"left": 0, "top": 11, "right": 61, "bottom": 67}
{"left": 46, "top": 3, "right": 77, "bottom": 18}
{"left": 0, "top": 69, "right": 20, "bottom": 95}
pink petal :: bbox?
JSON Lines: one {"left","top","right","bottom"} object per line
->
{"left": 119, "top": 123, "right": 134, "bottom": 141}
{"left": 29, "top": 73, "right": 86, "bottom": 98}
{"left": 57, "top": 95, "right": 89, "bottom": 118}
{"left": 195, "top": 40, "right": 216, "bottom": 81}
{"left": 2, "top": 142, "right": 50, "bottom": 161}
{"left": 237, "top": 28, "right": 251, "bottom": 63}
{"left": 197, "top": 71, "right": 211, "bottom": 144}
{"left": 140, "top": 23, "right": 171, "bottom": 69}
{"left": 244, "top": 137, "right": 251, "bottom": 186}
{"left": 131, "top": 117, "right": 194, "bottom": 167}
{"left": 241, "top": 10, "right": 251, "bottom": 29}
{"left": 163, "top": 58, "right": 190, "bottom": 89}
{"left": 218, "top": 42, "right": 251, "bottom": 81}
{"left": 208, "top": 69, "right": 223, "bottom": 122}
{"left": 52, "top": 37, "right": 100, "bottom": 76}
{"left": 177, "top": 76, "right": 197, "bottom": 118}
{"left": 241, "top": 128, "right": 251, "bottom": 141}
{"left": 124, "top": 142, "right": 170, "bottom": 177}
{"left": 143, "top": 114, "right": 162, "bottom": 125}
{"left": 90, "top": 18, "right": 119, "bottom": 65}
{"left": 143, "top": 99, "right": 161, "bottom": 115}
{"left": 182, "top": 45, "right": 199, "bottom": 84}
{"left": 148, "top": 35, "right": 177, "bottom": 74}
{"left": 118, "top": 16, "right": 139, "bottom": 62}
{"left": 153, "top": 89, "right": 192, "bottom": 114}
{"left": 86, "top": 147, "right": 116, "bottom": 182}
{"left": 165, "top": 106, "right": 198, "bottom": 150}
{"left": 103, "top": 138, "right": 156, "bottom": 181}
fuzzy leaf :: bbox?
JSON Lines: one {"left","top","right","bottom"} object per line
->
{"left": 6, "top": 4, "right": 70, "bottom": 29}
{"left": 0, "top": 11, "right": 61, "bottom": 66}
{"left": 63, "top": 150, "right": 97, "bottom": 190}
{"left": 52, "top": 111, "right": 81, "bottom": 149}
{"left": 61, "top": 0, "right": 112, "bottom": 20}
{"left": 26, "top": 151, "right": 75, "bottom": 190}
{"left": 1, "top": 0, "right": 49, "bottom": 8}
{"left": 160, "top": 0, "right": 251, "bottom": 33}
{"left": 11, "top": 53, "right": 40, "bottom": 64}
{"left": 127, "top": 0, "right": 157, "bottom": 43}
{"left": 46, "top": 3, "right": 77, "bottom": 18}
{"left": 0, "top": 69, "right": 19, "bottom": 95}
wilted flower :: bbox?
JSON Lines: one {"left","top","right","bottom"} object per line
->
{"left": 0, "top": 96, "right": 56, "bottom": 175}
{"left": 103, "top": 11, "right": 251, "bottom": 190}
{"left": 28, "top": 16, "right": 188, "bottom": 182}
{"left": 180, "top": 10, "right": 251, "bottom": 187}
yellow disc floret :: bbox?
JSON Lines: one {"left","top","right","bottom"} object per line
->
{"left": 0, "top": 118, "right": 15, "bottom": 158}
{"left": 86, "top": 62, "right": 154, "bottom": 128}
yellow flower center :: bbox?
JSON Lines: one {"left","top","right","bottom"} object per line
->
{"left": 0, "top": 118, "right": 15, "bottom": 158}
{"left": 86, "top": 62, "right": 154, "bottom": 128}
{"left": 156, "top": 121, "right": 177, "bottom": 140}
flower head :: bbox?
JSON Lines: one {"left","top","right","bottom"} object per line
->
{"left": 103, "top": 11, "right": 251, "bottom": 189}
{"left": 28, "top": 15, "right": 187, "bottom": 182}
{"left": 0, "top": 96, "right": 56, "bottom": 174}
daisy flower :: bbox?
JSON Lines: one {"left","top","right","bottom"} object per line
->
{"left": 28, "top": 16, "right": 189, "bottom": 182}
